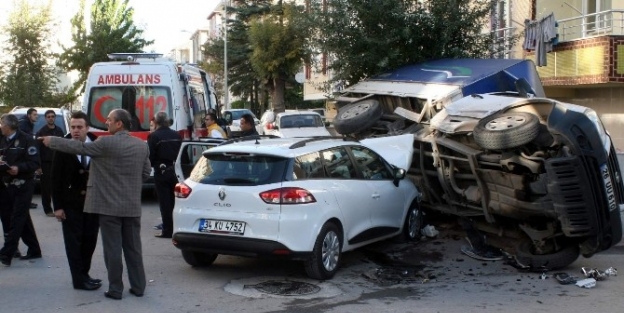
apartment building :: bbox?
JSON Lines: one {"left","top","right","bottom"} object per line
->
{"left": 529, "top": 0, "right": 624, "bottom": 148}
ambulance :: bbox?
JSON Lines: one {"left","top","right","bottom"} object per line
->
{"left": 82, "top": 53, "right": 218, "bottom": 140}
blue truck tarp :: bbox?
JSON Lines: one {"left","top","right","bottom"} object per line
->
{"left": 368, "top": 58, "right": 545, "bottom": 97}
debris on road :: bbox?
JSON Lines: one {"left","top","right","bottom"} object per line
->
{"left": 553, "top": 272, "right": 578, "bottom": 285}
{"left": 575, "top": 278, "right": 597, "bottom": 289}
{"left": 421, "top": 225, "right": 439, "bottom": 238}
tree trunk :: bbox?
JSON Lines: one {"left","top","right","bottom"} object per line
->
{"left": 272, "top": 76, "right": 286, "bottom": 113}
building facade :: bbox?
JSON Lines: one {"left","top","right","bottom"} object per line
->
{"left": 531, "top": 0, "right": 624, "bottom": 148}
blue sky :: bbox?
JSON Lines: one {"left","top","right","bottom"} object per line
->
{"left": 129, "top": 0, "right": 221, "bottom": 53}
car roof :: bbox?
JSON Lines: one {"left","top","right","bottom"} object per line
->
{"left": 10, "top": 107, "right": 68, "bottom": 113}
{"left": 205, "top": 137, "right": 358, "bottom": 158}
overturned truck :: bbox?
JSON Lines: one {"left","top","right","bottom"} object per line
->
{"left": 333, "top": 59, "right": 623, "bottom": 270}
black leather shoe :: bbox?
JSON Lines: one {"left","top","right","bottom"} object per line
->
{"left": 0, "top": 254, "right": 11, "bottom": 267}
{"left": 19, "top": 253, "right": 42, "bottom": 260}
{"left": 129, "top": 288, "right": 144, "bottom": 297}
{"left": 154, "top": 233, "right": 172, "bottom": 238}
{"left": 74, "top": 281, "right": 102, "bottom": 291}
{"left": 104, "top": 291, "right": 122, "bottom": 300}
{"left": 88, "top": 278, "right": 102, "bottom": 284}
{"left": 13, "top": 251, "right": 22, "bottom": 258}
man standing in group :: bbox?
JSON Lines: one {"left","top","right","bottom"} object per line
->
{"left": 18, "top": 108, "right": 38, "bottom": 210}
{"left": 0, "top": 114, "right": 42, "bottom": 266}
{"left": 147, "top": 112, "right": 182, "bottom": 238}
{"left": 40, "top": 109, "right": 150, "bottom": 300}
{"left": 51, "top": 111, "right": 101, "bottom": 290}
{"left": 239, "top": 113, "right": 259, "bottom": 137}
{"left": 204, "top": 113, "right": 227, "bottom": 139}
{"left": 18, "top": 108, "right": 37, "bottom": 136}
{"left": 36, "top": 110, "right": 64, "bottom": 217}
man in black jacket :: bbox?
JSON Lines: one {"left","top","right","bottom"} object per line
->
{"left": 0, "top": 114, "right": 42, "bottom": 266}
{"left": 36, "top": 110, "right": 64, "bottom": 217}
{"left": 51, "top": 111, "right": 101, "bottom": 290}
{"left": 147, "top": 112, "right": 182, "bottom": 238}
{"left": 239, "top": 113, "right": 259, "bottom": 137}
{"left": 17, "top": 108, "right": 38, "bottom": 210}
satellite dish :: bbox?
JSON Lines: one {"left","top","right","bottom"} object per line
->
{"left": 295, "top": 72, "right": 305, "bottom": 83}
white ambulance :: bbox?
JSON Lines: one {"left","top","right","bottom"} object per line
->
{"left": 81, "top": 53, "right": 218, "bottom": 140}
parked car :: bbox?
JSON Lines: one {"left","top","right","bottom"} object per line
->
{"left": 9, "top": 106, "right": 71, "bottom": 136}
{"left": 331, "top": 58, "right": 623, "bottom": 270}
{"left": 222, "top": 109, "right": 262, "bottom": 137}
{"left": 308, "top": 108, "right": 328, "bottom": 125}
{"left": 263, "top": 111, "right": 331, "bottom": 137}
{"left": 172, "top": 135, "right": 422, "bottom": 279}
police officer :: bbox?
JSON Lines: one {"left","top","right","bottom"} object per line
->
{"left": 0, "top": 114, "right": 42, "bottom": 266}
{"left": 147, "top": 112, "right": 182, "bottom": 238}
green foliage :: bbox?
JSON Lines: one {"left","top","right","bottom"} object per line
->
{"left": 310, "top": 0, "right": 504, "bottom": 87}
{"left": 230, "top": 100, "right": 248, "bottom": 109}
{"left": 0, "top": 0, "right": 70, "bottom": 108}
{"left": 247, "top": 1, "right": 313, "bottom": 112}
{"left": 57, "top": 0, "right": 153, "bottom": 93}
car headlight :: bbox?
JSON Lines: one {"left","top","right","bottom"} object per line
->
{"left": 585, "top": 109, "right": 611, "bottom": 151}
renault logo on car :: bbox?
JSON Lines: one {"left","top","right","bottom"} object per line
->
{"left": 218, "top": 189, "right": 226, "bottom": 201}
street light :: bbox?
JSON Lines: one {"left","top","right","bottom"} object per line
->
{"left": 223, "top": 0, "right": 229, "bottom": 110}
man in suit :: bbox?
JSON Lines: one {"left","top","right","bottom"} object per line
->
{"left": 40, "top": 109, "right": 150, "bottom": 300}
{"left": 147, "top": 112, "right": 182, "bottom": 239}
{"left": 51, "top": 111, "right": 101, "bottom": 290}
{"left": 0, "top": 114, "right": 42, "bottom": 266}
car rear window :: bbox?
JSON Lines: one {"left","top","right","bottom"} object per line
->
{"left": 189, "top": 152, "right": 289, "bottom": 185}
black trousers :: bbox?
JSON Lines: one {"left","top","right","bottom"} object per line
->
{"left": 0, "top": 180, "right": 41, "bottom": 257}
{"left": 40, "top": 162, "right": 53, "bottom": 214}
{"left": 61, "top": 208, "right": 99, "bottom": 286}
{"left": 154, "top": 169, "right": 177, "bottom": 236}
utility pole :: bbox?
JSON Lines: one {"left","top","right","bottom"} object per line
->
{"left": 223, "top": 0, "right": 229, "bottom": 110}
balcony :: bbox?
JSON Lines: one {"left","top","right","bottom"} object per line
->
{"left": 558, "top": 10, "right": 624, "bottom": 42}
{"left": 532, "top": 10, "right": 624, "bottom": 87}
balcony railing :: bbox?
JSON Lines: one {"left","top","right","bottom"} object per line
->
{"left": 558, "top": 9, "right": 624, "bottom": 42}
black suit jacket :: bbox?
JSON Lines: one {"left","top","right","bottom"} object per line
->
{"left": 51, "top": 133, "right": 98, "bottom": 212}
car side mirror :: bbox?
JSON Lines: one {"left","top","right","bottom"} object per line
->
{"left": 393, "top": 168, "right": 406, "bottom": 187}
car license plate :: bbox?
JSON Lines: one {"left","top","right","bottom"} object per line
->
{"left": 199, "top": 219, "right": 246, "bottom": 235}
{"left": 600, "top": 164, "right": 617, "bottom": 211}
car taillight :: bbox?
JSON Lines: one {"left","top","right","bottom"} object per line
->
{"left": 267, "top": 123, "right": 273, "bottom": 130}
{"left": 259, "top": 187, "right": 316, "bottom": 204}
{"left": 175, "top": 183, "right": 192, "bottom": 198}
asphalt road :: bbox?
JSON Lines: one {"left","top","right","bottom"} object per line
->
{"left": 0, "top": 194, "right": 622, "bottom": 313}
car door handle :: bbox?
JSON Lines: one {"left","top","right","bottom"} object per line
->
{"left": 372, "top": 193, "right": 380, "bottom": 199}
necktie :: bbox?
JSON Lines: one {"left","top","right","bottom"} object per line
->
{"left": 81, "top": 155, "right": 88, "bottom": 169}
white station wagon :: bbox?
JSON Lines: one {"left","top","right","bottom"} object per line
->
{"left": 172, "top": 135, "right": 421, "bottom": 279}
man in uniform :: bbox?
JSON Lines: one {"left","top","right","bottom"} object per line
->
{"left": 147, "top": 112, "right": 182, "bottom": 238}
{"left": 51, "top": 111, "right": 101, "bottom": 290}
{"left": 0, "top": 114, "right": 42, "bottom": 266}
{"left": 36, "top": 110, "right": 64, "bottom": 217}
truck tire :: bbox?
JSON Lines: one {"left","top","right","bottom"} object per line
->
{"left": 333, "top": 99, "right": 383, "bottom": 134}
{"left": 514, "top": 240, "right": 580, "bottom": 271}
{"left": 473, "top": 112, "right": 540, "bottom": 150}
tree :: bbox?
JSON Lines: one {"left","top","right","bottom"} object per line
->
{"left": 247, "top": 1, "right": 313, "bottom": 113}
{"left": 203, "top": 0, "right": 273, "bottom": 115}
{"left": 311, "top": 0, "right": 505, "bottom": 87}
{"left": 58, "top": 0, "right": 153, "bottom": 93}
{"left": 0, "top": 0, "right": 65, "bottom": 107}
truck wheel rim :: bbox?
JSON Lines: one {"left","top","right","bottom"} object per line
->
{"left": 341, "top": 103, "right": 371, "bottom": 120}
{"left": 485, "top": 114, "right": 527, "bottom": 131}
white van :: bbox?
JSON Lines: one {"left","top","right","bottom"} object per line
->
{"left": 81, "top": 53, "right": 218, "bottom": 140}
